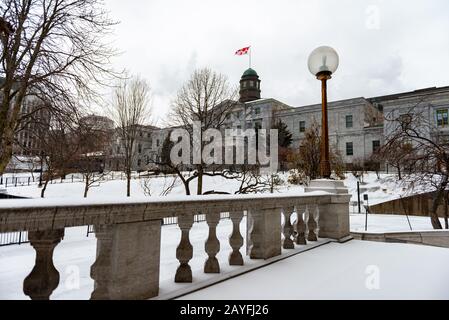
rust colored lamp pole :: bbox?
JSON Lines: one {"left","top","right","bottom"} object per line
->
{"left": 308, "top": 46, "right": 339, "bottom": 179}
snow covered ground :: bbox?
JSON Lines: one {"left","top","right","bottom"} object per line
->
{"left": 1, "top": 171, "right": 423, "bottom": 209}
{"left": 179, "top": 240, "right": 449, "bottom": 300}
{"left": 1, "top": 171, "right": 446, "bottom": 300}
{"left": 0, "top": 214, "right": 446, "bottom": 300}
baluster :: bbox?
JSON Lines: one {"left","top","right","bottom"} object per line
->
{"left": 90, "top": 224, "right": 113, "bottom": 299}
{"left": 249, "top": 208, "right": 282, "bottom": 259}
{"left": 204, "top": 211, "right": 221, "bottom": 273}
{"left": 175, "top": 214, "right": 194, "bottom": 283}
{"left": 23, "top": 229, "right": 64, "bottom": 300}
{"left": 307, "top": 205, "right": 318, "bottom": 241}
{"left": 295, "top": 205, "right": 307, "bottom": 245}
{"left": 228, "top": 210, "right": 244, "bottom": 266}
{"left": 282, "top": 206, "right": 295, "bottom": 249}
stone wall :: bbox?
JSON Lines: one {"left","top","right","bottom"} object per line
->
{"left": 352, "top": 230, "right": 449, "bottom": 248}
{"left": 369, "top": 192, "right": 448, "bottom": 218}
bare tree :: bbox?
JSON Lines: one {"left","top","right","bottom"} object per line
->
{"left": 76, "top": 117, "right": 112, "bottom": 197}
{"left": 0, "top": 0, "right": 119, "bottom": 174}
{"left": 383, "top": 100, "right": 449, "bottom": 229}
{"left": 141, "top": 174, "right": 180, "bottom": 197}
{"left": 37, "top": 113, "right": 80, "bottom": 198}
{"left": 167, "top": 68, "right": 238, "bottom": 195}
{"left": 110, "top": 76, "right": 152, "bottom": 197}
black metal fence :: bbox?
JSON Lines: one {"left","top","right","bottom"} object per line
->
{"left": 0, "top": 231, "right": 29, "bottom": 247}
{"left": 163, "top": 212, "right": 231, "bottom": 226}
{"left": 0, "top": 212, "right": 235, "bottom": 246}
{"left": 83, "top": 212, "right": 232, "bottom": 238}
{"left": 0, "top": 172, "right": 161, "bottom": 189}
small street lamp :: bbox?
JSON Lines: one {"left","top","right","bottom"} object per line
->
{"left": 308, "top": 46, "right": 339, "bottom": 178}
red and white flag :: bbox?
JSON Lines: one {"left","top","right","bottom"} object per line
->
{"left": 235, "top": 46, "right": 250, "bottom": 55}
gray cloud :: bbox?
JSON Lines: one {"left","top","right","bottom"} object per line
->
{"left": 106, "top": 0, "right": 449, "bottom": 125}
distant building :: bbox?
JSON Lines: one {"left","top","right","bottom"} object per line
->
{"left": 13, "top": 96, "right": 51, "bottom": 157}
{"left": 79, "top": 114, "right": 114, "bottom": 132}
{"left": 102, "top": 69, "right": 449, "bottom": 172}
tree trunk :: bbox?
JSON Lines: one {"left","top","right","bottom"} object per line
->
{"left": 0, "top": 137, "right": 13, "bottom": 175}
{"left": 41, "top": 177, "right": 50, "bottom": 198}
{"left": 430, "top": 191, "right": 443, "bottom": 230}
{"left": 84, "top": 176, "right": 89, "bottom": 198}
{"left": 197, "top": 167, "right": 203, "bottom": 195}
{"left": 444, "top": 192, "right": 449, "bottom": 230}
{"left": 397, "top": 166, "right": 402, "bottom": 180}
{"left": 184, "top": 181, "right": 191, "bottom": 195}
{"left": 126, "top": 170, "right": 131, "bottom": 197}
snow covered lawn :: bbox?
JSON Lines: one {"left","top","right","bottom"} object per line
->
{"left": 2, "top": 172, "right": 428, "bottom": 209}
{"left": 350, "top": 213, "right": 445, "bottom": 233}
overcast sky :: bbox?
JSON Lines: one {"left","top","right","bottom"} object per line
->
{"left": 105, "top": 0, "right": 449, "bottom": 125}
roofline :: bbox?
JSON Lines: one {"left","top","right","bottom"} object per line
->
{"left": 368, "top": 85, "right": 449, "bottom": 102}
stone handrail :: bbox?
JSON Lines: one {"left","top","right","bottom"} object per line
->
{"left": 0, "top": 191, "right": 351, "bottom": 300}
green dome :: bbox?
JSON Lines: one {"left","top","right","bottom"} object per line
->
{"left": 242, "top": 68, "right": 258, "bottom": 77}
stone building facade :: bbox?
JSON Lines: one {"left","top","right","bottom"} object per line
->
{"left": 104, "top": 68, "right": 448, "bottom": 172}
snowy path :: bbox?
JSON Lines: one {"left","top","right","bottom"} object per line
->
{"left": 179, "top": 240, "right": 449, "bottom": 300}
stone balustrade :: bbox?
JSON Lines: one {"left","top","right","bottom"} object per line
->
{"left": 0, "top": 192, "right": 350, "bottom": 300}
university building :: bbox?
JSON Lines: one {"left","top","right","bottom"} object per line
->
{"left": 104, "top": 68, "right": 449, "bottom": 172}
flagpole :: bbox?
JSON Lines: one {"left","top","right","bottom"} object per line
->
{"left": 249, "top": 47, "right": 252, "bottom": 68}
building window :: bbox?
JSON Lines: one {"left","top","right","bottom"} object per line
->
{"left": 437, "top": 109, "right": 449, "bottom": 127}
{"left": 156, "top": 139, "right": 160, "bottom": 147}
{"left": 345, "top": 115, "right": 353, "bottom": 128}
{"left": 138, "top": 144, "right": 142, "bottom": 153}
{"left": 372, "top": 140, "right": 380, "bottom": 153}
{"left": 346, "top": 142, "right": 353, "bottom": 156}
{"left": 299, "top": 121, "right": 306, "bottom": 132}
{"left": 254, "top": 107, "right": 260, "bottom": 115}
{"left": 243, "top": 82, "right": 247, "bottom": 88}
{"left": 137, "top": 159, "right": 141, "bottom": 166}
{"left": 250, "top": 81, "right": 254, "bottom": 87}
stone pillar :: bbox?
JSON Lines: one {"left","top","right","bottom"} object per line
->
{"left": 317, "top": 201, "right": 350, "bottom": 240}
{"left": 282, "top": 206, "right": 295, "bottom": 249}
{"left": 305, "top": 180, "right": 351, "bottom": 241}
{"left": 307, "top": 205, "right": 318, "bottom": 241}
{"left": 175, "top": 214, "right": 194, "bottom": 283}
{"left": 295, "top": 205, "right": 307, "bottom": 245}
{"left": 228, "top": 210, "right": 244, "bottom": 266}
{"left": 204, "top": 212, "right": 221, "bottom": 273}
{"left": 90, "top": 220, "right": 162, "bottom": 300}
{"left": 23, "top": 229, "right": 64, "bottom": 300}
{"left": 248, "top": 208, "right": 282, "bottom": 259}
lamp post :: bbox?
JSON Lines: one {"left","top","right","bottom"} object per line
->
{"left": 308, "top": 46, "right": 339, "bottom": 179}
